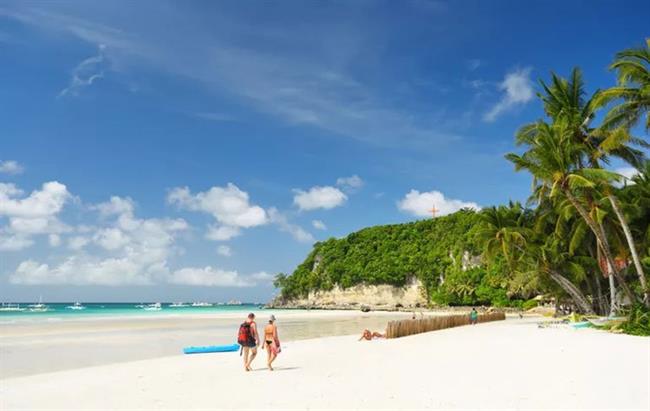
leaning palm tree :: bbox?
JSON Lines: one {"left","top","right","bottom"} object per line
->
{"left": 506, "top": 121, "right": 638, "bottom": 305}
{"left": 517, "top": 68, "right": 647, "bottom": 308}
{"left": 478, "top": 204, "right": 594, "bottom": 313}
{"left": 596, "top": 39, "right": 650, "bottom": 131}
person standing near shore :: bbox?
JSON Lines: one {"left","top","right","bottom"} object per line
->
{"left": 238, "top": 313, "right": 259, "bottom": 371}
{"left": 470, "top": 308, "right": 478, "bottom": 325}
{"left": 262, "top": 314, "right": 280, "bottom": 371}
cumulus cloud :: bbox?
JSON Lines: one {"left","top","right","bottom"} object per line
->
{"left": 58, "top": 44, "right": 107, "bottom": 97}
{"left": 216, "top": 245, "right": 232, "bottom": 257}
{"left": 168, "top": 266, "right": 251, "bottom": 287}
{"left": 68, "top": 235, "right": 90, "bottom": 250}
{"left": 293, "top": 186, "right": 347, "bottom": 211}
{"left": 0, "top": 181, "right": 69, "bottom": 218}
{"left": 0, "top": 233, "right": 33, "bottom": 251}
{"left": 48, "top": 234, "right": 61, "bottom": 247}
{"left": 93, "top": 196, "right": 135, "bottom": 217}
{"left": 0, "top": 160, "right": 24, "bottom": 175}
{"left": 168, "top": 183, "right": 267, "bottom": 243}
{"left": 9, "top": 195, "right": 189, "bottom": 285}
{"left": 312, "top": 220, "right": 327, "bottom": 230}
{"left": 268, "top": 208, "right": 315, "bottom": 243}
{"left": 336, "top": 175, "right": 364, "bottom": 191}
{"left": 397, "top": 189, "right": 480, "bottom": 218}
{"left": 205, "top": 225, "right": 241, "bottom": 241}
{"left": 483, "top": 68, "right": 533, "bottom": 122}
{"left": 0, "top": 181, "right": 71, "bottom": 250}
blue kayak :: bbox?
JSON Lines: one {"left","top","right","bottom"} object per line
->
{"left": 183, "top": 343, "right": 240, "bottom": 354}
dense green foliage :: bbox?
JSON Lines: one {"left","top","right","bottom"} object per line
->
{"left": 275, "top": 41, "right": 649, "bottom": 331}
{"left": 275, "top": 210, "right": 531, "bottom": 307}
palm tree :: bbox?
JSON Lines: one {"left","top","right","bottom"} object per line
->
{"left": 516, "top": 68, "right": 647, "bottom": 308}
{"left": 478, "top": 204, "right": 594, "bottom": 313}
{"left": 596, "top": 39, "right": 650, "bottom": 131}
{"left": 506, "top": 121, "right": 638, "bottom": 305}
{"left": 581, "top": 167, "right": 650, "bottom": 306}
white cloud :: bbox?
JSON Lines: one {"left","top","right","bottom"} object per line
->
{"left": 0, "top": 181, "right": 71, "bottom": 249}
{"left": 93, "top": 227, "right": 130, "bottom": 250}
{"left": 0, "top": 160, "right": 24, "bottom": 175}
{"left": 205, "top": 225, "right": 241, "bottom": 241}
{"left": 93, "top": 196, "right": 135, "bottom": 217}
{"left": 268, "top": 208, "right": 315, "bottom": 243}
{"left": 58, "top": 44, "right": 107, "bottom": 97}
{"left": 216, "top": 245, "right": 232, "bottom": 257}
{"left": 0, "top": 181, "right": 69, "bottom": 218}
{"left": 68, "top": 236, "right": 90, "bottom": 250}
{"left": 293, "top": 186, "right": 347, "bottom": 211}
{"left": 10, "top": 257, "right": 164, "bottom": 286}
{"left": 615, "top": 167, "right": 639, "bottom": 184}
{"left": 9, "top": 195, "right": 189, "bottom": 286}
{"left": 48, "top": 234, "right": 61, "bottom": 247}
{"left": 312, "top": 220, "right": 327, "bottom": 230}
{"left": 336, "top": 175, "right": 364, "bottom": 191}
{"left": 168, "top": 184, "right": 267, "bottom": 243}
{"left": 168, "top": 266, "right": 250, "bottom": 287}
{"left": 483, "top": 68, "right": 534, "bottom": 122}
{"left": 251, "top": 271, "right": 273, "bottom": 282}
{"left": 397, "top": 189, "right": 480, "bottom": 218}
{"left": 0, "top": 233, "right": 33, "bottom": 251}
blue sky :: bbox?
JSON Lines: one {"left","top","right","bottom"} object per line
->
{"left": 1, "top": 0, "right": 648, "bottom": 302}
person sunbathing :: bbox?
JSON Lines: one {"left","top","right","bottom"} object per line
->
{"left": 358, "top": 329, "right": 385, "bottom": 341}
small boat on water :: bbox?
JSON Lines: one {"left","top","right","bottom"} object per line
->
{"left": 135, "top": 303, "right": 146, "bottom": 308}
{"left": 66, "top": 302, "right": 86, "bottom": 310}
{"left": 29, "top": 297, "right": 50, "bottom": 312}
{"left": 227, "top": 299, "right": 242, "bottom": 305}
{"left": 143, "top": 303, "right": 162, "bottom": 311}
{"left": 169, "top": 302, "right": 189, "bottom": 308}
{"left": 191, "top": 302, "right": 213, "bottom": 307}
{"left": 0, "top": 303, "right": 25, "bottom": 312}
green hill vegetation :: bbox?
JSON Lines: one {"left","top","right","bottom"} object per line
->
{"left": 275, "top": 40, "right": 650, "bottom": 334}
{"left": 274, "top": 210, "right": 523, "bottom": 307}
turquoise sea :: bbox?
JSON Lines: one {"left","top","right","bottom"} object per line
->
{"left": 0, "top": 302, "right": 262, "bottom": 322}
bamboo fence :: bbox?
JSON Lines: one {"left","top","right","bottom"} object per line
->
{"left": 386, "top": 312, "right": 506, "bottom": 338}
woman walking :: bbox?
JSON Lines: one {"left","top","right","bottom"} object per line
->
{"left": 262, "top": 315, "right": 280, "bottom": 371}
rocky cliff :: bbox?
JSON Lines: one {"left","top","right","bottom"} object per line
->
{"left": 269, "top": 279, "right": 426, "bottom": 310}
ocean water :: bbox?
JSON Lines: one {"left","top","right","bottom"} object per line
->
{"left": 0, "top": 302, "right": 262, "bottom": 322}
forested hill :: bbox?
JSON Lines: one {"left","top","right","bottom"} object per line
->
{"left": 273, "top": 210, "right": 519, "bottom": 307}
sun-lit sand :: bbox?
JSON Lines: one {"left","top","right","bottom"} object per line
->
{"left": 2, "top": 317, "right": 648, "bottom": 410}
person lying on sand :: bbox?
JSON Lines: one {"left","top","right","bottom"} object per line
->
{"left": 358, "top": 329, "right": 385, "bottom": 341}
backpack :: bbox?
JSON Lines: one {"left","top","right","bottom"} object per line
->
{"left": 237, "top": 322, "right": 253, "bottom": 346}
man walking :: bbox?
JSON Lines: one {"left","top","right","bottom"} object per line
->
{"left": 238, "top": 313, "right": 259, "bottom": 371}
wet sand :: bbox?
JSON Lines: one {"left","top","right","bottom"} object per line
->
{"left": 1, "top": 310, "right": 413, "bottom": 378}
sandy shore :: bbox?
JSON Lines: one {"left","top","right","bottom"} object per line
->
{"left": 2, "top": 317, "right": 648, "bottom": 410}
{"left": 1, "top": 310, "right": 414, "bottom": 378}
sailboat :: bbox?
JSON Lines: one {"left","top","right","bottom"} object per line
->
{"left": 28, "top": 296, "right": 49, "bottom": 312}
{"left": 169, "top": 302, "right": 189, "bottom": 308}
{"left": 143, "top": 302, "right": 162, "bottom": 311}
{"left": 66, "top": 302, "right": 86, "bottom": 310}
{"left": 0, "top": 303, "right": 25, "bottom": 312}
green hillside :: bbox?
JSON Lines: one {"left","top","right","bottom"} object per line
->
{"left": 273, "top": 209, "right": 523, "bottom": 307}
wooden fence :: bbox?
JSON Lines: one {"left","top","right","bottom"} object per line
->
{"left": 385, "top": 312, "right": 506, "bottom": 338}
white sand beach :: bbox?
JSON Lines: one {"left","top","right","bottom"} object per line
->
{"left": 2, "top": 317, "right": 648, "bottom": 410}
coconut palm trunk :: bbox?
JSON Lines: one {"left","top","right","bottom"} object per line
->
{"left": 547, "top": 270, "right": 595, "bottom": 314}
{"left": 563, "top": 189, "right": 638, "bottom": 304}
{"left": 607, "top": 194, "right": 650, "bottom": 307}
